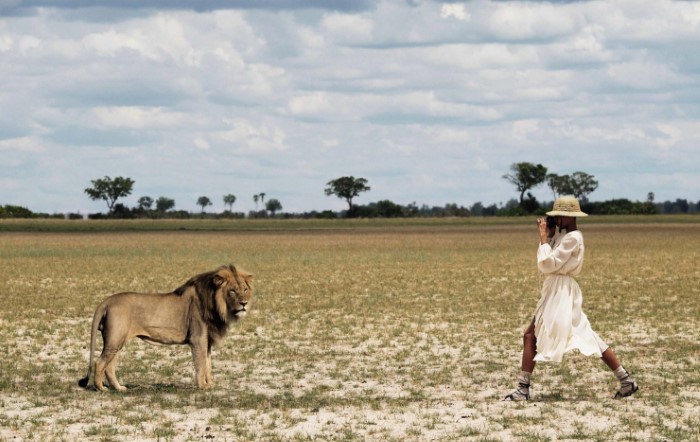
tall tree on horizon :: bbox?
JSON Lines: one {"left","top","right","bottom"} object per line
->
{"left": 266, "top": 198, "right": 282, "bottom": 216}
{"left": 84, "top": 176, "right": 135, "bottom": 213}
{"left": 197, "top": 196, "right": 212, "bottom": 213}
{"left": 503, "top": 162, "right": 547, "bottom": 207}
{"left": 568, "top": 171, "right": 599, "bottom": 202}
{"left": 223, "top": 194, "right": 237, "bottom": 212}
{"left": 137, "top": 196, "right": 154, "bottom": 210}
{"left": 155, "top": 196, "right": 175, "bottom": 212}
{"left": 324, "top": 176, "right": 371, "bottom": 211}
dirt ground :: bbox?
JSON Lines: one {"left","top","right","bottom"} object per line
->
{"left": 1, "top": 223, "right": 699, "bottom": 441}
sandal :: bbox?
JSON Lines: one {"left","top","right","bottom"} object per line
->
{"left": 504, "top": 382, "right": 530, "bottom": 401}
{"left": 614, "top": 372, "right": 639, "bottom": 399}
{"left": 614, "top": 381, "right": 638, "bottom": 399}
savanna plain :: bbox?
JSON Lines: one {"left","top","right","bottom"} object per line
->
{"left": 1, "top": 217, "right": 699, "bottom": 441}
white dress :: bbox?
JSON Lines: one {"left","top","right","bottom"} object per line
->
{"left": 533, "top": 230, "right": 608, "bottom": 363}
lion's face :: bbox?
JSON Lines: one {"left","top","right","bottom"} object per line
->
{"left": 227, "top": 274, "right": 252, "bottom": 318}
{"left": 214, "top": 268, "right": 253, "bottom": 320}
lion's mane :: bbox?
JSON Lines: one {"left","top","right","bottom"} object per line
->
{"left": 174, "top": 264, "right": 252, "bottom": 344}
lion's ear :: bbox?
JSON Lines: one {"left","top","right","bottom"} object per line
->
{"left": 213, "top": 275, "right": 226, "bottom": 287}
{"left": 238, "top": 270, "right": 253, "bottom": 284}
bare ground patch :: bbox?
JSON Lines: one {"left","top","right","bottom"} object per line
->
{"left": 1, "top": 225, "right": 699, "bottom": 441}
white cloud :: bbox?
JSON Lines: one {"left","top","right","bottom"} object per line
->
{"left": 194, "top": 137, "right": 210, "bottom": 150}
{"left": 654, "top": 124, "right": 681, "bottom": 150}
{"left": 606, "top": 60, "right": 689, "bottom": 90}
{"left": 92, "top": 106, "right": 186, "bottom": 129}
{"left": 383, "top": 138, "right": 415, "bottom": 155}
{"left": 440, "top": 4, "right": 470, "bottom": 22}
{"left": 0, "top": 136, "right": 45, "bottom": 152}
{"left": 285, "top": 92, "right": 334, "bottom": 117}
{"left": 18, "top": 35, "right": 41, "bottom": 54}
{"left": 321, "top": 138, "right": 339, "bottom": 149}
{"left": 429, "top": 127, "right": 472, "bottom": 144}
{"left": 421, "top": 44, "right": 540, "bottom": 71}
{"left": 320, "top": 12, "right": 373, "bottom": 44}
{"left": 0, "top": 35, "right": 13, "bottom": 52}
{"left": 512, "top": 120, "right": 540, "bottom": 140}
{"left": 486, "top": 2, "right": 578, "bottom": 41}
{"left": 212, "top": 118, "right": 287, "bottom": 153}
{"left": 1, "top": 1, "right": 700, "bottom": 213}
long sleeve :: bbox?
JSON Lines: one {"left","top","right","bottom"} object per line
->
{"left": 537, "top": 232, "right": 581, "bottom": 275}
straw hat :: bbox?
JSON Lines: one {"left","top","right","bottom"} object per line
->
{"left": 546, "top": 195, "right": 588, "bottom": 217}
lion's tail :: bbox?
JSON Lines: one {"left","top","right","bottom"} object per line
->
{"left": 78, "top": 301, "right": 107, "bottom": 388}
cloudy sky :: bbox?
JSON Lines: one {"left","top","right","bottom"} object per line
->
{"left": 1, "top": 0, "right": 699, "bottom": 214}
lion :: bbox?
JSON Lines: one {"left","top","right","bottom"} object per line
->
{"left": 78, "top": 264, "right": 253, "bottom": 391}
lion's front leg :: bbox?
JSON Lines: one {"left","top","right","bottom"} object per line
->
{"left": 190, "top": 340, "right": 210, "bottom": 388}
{"left": 205, "top": 346, "right": 214, "bottom": 387}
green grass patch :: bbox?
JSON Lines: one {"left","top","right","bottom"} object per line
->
{"left": 1, "top": 222, "right": 699, "bottom": 440}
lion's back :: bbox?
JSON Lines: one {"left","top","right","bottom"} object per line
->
{"left": 102, "top": 292, "right": 191, "bottom": 323}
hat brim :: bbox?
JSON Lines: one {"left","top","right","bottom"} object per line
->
{"left": 546, "top": 210, "right": 588, "bottom": 217}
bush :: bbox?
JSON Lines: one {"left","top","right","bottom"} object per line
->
{"left": 0, "top": 205, "right": 34, "bottom": 218}
{"left": 315, "top": 210, "right": 338, "bottom": 219}
{"left": 584, "top": 199, "right": 657, "bottom": 215}
{"left": 376, "top": 200, "right": 404, "bottom": 218}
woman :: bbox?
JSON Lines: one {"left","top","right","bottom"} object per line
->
{"left": 505, "top": 195, "right": 638, "bottom": 401}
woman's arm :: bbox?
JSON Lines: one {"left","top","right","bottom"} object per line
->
{"left": 537, "top": 233, "right": 579, "bottom": 274}
{"left": 536, "top": 218, "right": 548, "bottom": 245}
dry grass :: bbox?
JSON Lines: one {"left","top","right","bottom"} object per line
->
{"left": 0, "top": 221, "right": 699, "bottom": 441}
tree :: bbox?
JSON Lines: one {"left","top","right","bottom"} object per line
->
{"left": 0, "top": 205, "right": 33, "bottom": 218}
{"left": 265, "top": 198, "right": 282, "bottom": 216}
{"left": 197, "top": 196, "right": 212, "bottom": 213}
{"left": 544, "top": 171, "right": 598, "bottom": 202}
{"left": 137, "top": 196, "right": 154, "bottom": 210}
{"left": 223, "top": 194, "right": 237, "bottom": 212}
{"left": 376, "top": 199, "right": 403, "bottom": 218}
{"left": 324, "top": 176, "right": 371, "bottom": 210}
{"left": 470, "top": 202, "right": 485, "bottom": 216}
{"left": 545, "top": 173, "right": 571, "bottom": 199}
{"left": 568, "top": 171, "right": 599, "bottom": 202}
{"left": 156, "top": 196, "right": 175, "bottom": 212}
{"left": 259, "top": 193, "right": 266, "bottom": 204}
{"left": 502, "top": 163, "right": 547, "bottom": 208}
{"left": 84, "top": 176, "right": 135, "bottom": 213}
{"left": 253, "top": 194, "right": 259, "bottom": 210}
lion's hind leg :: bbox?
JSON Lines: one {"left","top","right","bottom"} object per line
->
{"left": 94, "top": 351, "right": 115, "bottom": 392}
{"left": 105, "top": 352, "right": 127, "bottom": 391}
{"left": 95, "top": 318, "right": 129, "bottom": 392}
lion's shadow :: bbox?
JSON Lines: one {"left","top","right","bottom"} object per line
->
{"left": 84, "top": 382, "right": 200, "bottom": 393}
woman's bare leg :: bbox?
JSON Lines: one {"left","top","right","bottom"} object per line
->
{"left": 521, "top": 320, "right": 537, "bottom": 373}
{"left": 601, "top": 347, "right": 621, "bottom": 371}
{"left": 506, "top": 320, "right": 537, "bottom": 401}
{"left": 601, "top": 346, "right": 638, "bottom": 398}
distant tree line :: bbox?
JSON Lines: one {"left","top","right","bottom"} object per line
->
{"left": 1, "top": 172, "right": 698, "bottom": 220}
{"left": 79, "top": 176, "right": 283, "bottom": 220}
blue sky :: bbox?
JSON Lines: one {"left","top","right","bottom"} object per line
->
{"left": 1, "top": 0, "right": 698, "bottom": 214}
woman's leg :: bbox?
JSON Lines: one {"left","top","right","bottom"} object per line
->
{"left": 596, "top": 338, "right": 638, "bottom": 398}
{"left": 521, "top": 320, "right": 537, "bottom": 373}
{"left": 505, "top": 320, "right": 537, "bottom": 401}
{"left": 601, "top": 347, "right": 621, "bottom": 371}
